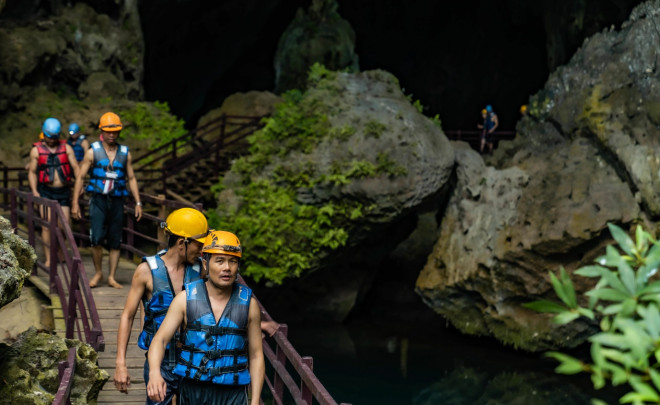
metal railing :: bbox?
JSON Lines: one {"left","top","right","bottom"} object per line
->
{"left": 133, "top": 113, "right": 266, "bottom": 195}
{"left": 0, "top": 185, "right": 350, "bottom": 405}
{"left": 1, "top": 188, "right": 105, "bottom": 350}
{"left": 444, "top": 129, "right": 516, "bottom": 142}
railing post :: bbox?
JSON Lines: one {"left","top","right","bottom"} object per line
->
{"left": 215, "top": 113, "right": 226, "bottom": 173}
{"left": 301, "top": 357, "right": 314, "bottom": 404}
{"left": 126, "top": 204, "right": 135, "bottom": 260}
{"left": 49, "top": 204, "right": 59, "bottom": 293}
{"left": 66, "top": 258, "right": 81, "bottom": 340}
{"left": 272, "top": 324, "right": 287, "bottom": 404}
{"left": 2, "top": 165, "right": 7, "bottom": 205}
{"left": 10, "top": 188, "right": 18, "bottom": 230}
{"left": 26, "top": 194, "right": 35, "bottom": 253}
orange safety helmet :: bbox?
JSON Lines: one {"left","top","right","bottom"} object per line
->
{"left": 98, "top": 112, "right": 123, "bottom": 132}
{"left": 202, "top": 230, "right": 242, "bottom": 258}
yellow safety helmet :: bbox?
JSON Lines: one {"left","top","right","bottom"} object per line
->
{"left": 161, "top": 208, "right": 209, "bottom": 243}
{"left": 481, "top": 109, "right": 487, "bottom": 115}
{"left": 99, "top": 112, "right": 123, "bottom": 132}
{"left": 202, "top": 230, "right": 242, "bottom": 258}
{"left": 520, "top": 104, "right": 528, "bottom": 114}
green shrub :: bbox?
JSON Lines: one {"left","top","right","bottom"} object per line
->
{"left": 525, "top": 223, "right": 660, "bottom": 405}
{"left": 119, "top": 101, "right": 187, "bottom": 156}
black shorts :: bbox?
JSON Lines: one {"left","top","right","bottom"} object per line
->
{"left": 89, "top": 194, "right": 124, "bottom": 249}
{"left": 179, "top": 379, "right": 247, "bottom": 405}
{"left": 37, "top": 184, "right": 71, "bottom": 207}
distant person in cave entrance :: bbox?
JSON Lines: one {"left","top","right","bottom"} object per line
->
{"left": 477, "top": 104, "right": 498, "bottom": 155}
{"left": 71, "top": 111, "right": 143, "bottom": 289}
{"left": 27, "top": 117, "right": 80, "bottom": 268}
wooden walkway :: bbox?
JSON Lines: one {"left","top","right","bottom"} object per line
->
{"left": 35, "top": 246, "right": 148, "bottom": 404}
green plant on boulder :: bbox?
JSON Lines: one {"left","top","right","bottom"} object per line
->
{"left": 525, "top": 223, "right": 660, "bottom": 405}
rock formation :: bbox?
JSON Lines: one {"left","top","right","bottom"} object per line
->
{"left": 416, "top": 0, "right": 660, "bottom": 351}
{"left": 0, "top": 215, "right": 108, "bottom": 402}
{"left": 274, "top": 0, "right": 360, "bottom": 92}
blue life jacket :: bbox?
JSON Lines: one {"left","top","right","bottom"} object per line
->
{"left": 485, "top": 112, "right": 496, "bottom": 130}
{"left": 173, "top": 280, "right": 252, "bottom": 385}
{"left": 138, "top": 249, "right": 203, "bottom": 352}
{"left": 85, "top": 141, "right": 129, "bottom": 196}
{"left": 67, "top": 135, "right": 86, "bottom": 162}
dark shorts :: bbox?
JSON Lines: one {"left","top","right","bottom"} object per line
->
{"left": 89, "top": 194, "right": 124, "bottom": 249}
{"left": 144, "top": 355, "right": 182, "bottom": 405}
{"left": 37, "top": 184, "right": 71, "bottom": 207}
{"left": 179, "top": 379, "right": 247, "bottom": 405}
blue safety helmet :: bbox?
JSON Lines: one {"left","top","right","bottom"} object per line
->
{"left": 485, "top": 105, "right": 493, "bottom": 113}
{"left": 42, "top": 118, "right": 62, "bottom": 138}
{"left": 68, "top": 122, "right": 80, "bottom": 135}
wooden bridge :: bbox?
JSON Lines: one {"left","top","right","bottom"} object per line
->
{"left": 0, "top": 113, "right": 351, "bottom": 404}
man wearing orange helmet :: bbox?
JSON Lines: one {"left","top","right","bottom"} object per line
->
{"left": 114, "top": 208, "right": 209, "bottom": 404}
{"left": 72, "top": 112, "right": 143, "bottom": 288}
{"left": 147, "top": 230, "right": 265, "bottom": 405}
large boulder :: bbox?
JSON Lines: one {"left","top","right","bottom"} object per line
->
{"left": 0, "top": 328, "right": 108, "bottom": 405}
{"left": 0, "top": 216, "right": 35, "bottom": 308}
{"left": 215, "top": 67, "right": 454, "bottom": 320}
{"left": 416, "top": 1, "right": 659, "bottom": 351}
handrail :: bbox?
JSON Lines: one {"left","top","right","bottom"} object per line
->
{"left": 52, "top": 347, "right": 77, "bottom": 405}
{"left": 444, "top": 129, "right": 516, "bottom": 141}
{"left": 0, "top": 188, "right": 105, "bottom": 350}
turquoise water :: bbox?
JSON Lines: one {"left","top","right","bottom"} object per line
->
{"left": 279, "top": 321, "right": 623, "bottom": 405}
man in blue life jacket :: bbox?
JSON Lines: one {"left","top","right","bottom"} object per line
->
{"left": 71, "top": 112, "right": 143, "bottom": 288}
{"left": 27, "top": 117, "right": 80, "bottom": 267}
{"left": 67, "top": 122, "right": 90, "bottom": 163}
{"left": 147, "top": 230, "right": 265, "bottom": 405}
{"left": 114, "top": 207, "right": 209, "bottom": 404}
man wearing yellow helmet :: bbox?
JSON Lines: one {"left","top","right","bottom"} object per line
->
{"left": 71, "top": 112, "right": 143, "bottom": 288}
{"left": 147, "top": 230, "right": 265, "bottom": 405}
{"left": 114, "top": 208, "right": 209, "bottom": 404}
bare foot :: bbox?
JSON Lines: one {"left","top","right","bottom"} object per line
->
{"left": 89, "top": 273, "right": 103, "bottom": 288}
{"left": 108, "top": 278, "right": 123, "bottom": 289}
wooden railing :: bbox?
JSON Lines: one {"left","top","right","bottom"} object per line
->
{"left": 53, "top": 348, "right": 77, "bottom": 405}
{"left": 444, "top": 129, "right": 516, "bottom": 142}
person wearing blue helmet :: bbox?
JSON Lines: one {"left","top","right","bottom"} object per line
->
{"left": 478, "top": 104, "right": 499, "bottom": 154}
{"left": 27, "top": 117, "right": 80, "bottom": 267}
{"left": 67, "top": 122, "right": 90, "bottom": 162}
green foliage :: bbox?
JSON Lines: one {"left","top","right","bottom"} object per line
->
{"left": 364, "top": 120, "right": 386, "bottom": 138}
{"left": 208, "top": 179, "right": 356, "bottom": 284}
{"left": 527, "top": 223, "right": 660, "bottom": 404}
{"left": 119, "top": 101, "right": 187, "bottom": 151}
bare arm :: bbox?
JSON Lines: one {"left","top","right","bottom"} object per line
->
{"left": 81, "top": 139, "right": 90, "bottom": 154}
{"left": 489, "top": 114, "right": 499, "bottom": 133}
{"left": 114, "top": 262, "right": 150, "bottom": 393}
{"left": 147, "top": 292, "right": 186, "bottom": 402}
{"left": 125, "top": 151, "right": 142, "bottom": 221}
{"left": 64, "top": 144, "right": 80, "bottom": 180}
{"left": 247, "top": 297, "right": 264, "bottom": 405}
{"left": 71, "top": 148, "right": 93, "bottom": 219}
{"left": 27, "top": 147, "right": 39, "bottom": 196}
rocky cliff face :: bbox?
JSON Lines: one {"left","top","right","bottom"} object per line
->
{"left": 0, "top": 217, "right": 108, "bottom": 402}
{"left": 416, "top": 0, "right": 660, "bottom": 351}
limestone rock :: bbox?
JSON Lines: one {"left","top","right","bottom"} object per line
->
{"left": 274, "top": 0, "right": 359, "bottom": 92}
{"left": 0, "top": 216, "right": 35, "bottom": 308}
{"left": 197, "top": 91, "right": 283, "bottom": 128}
{"left": 0, "top": 328, "right": 108, "bottom": 405}
{"left": 417, "top": 1, "right": 657, "bottom": 351}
